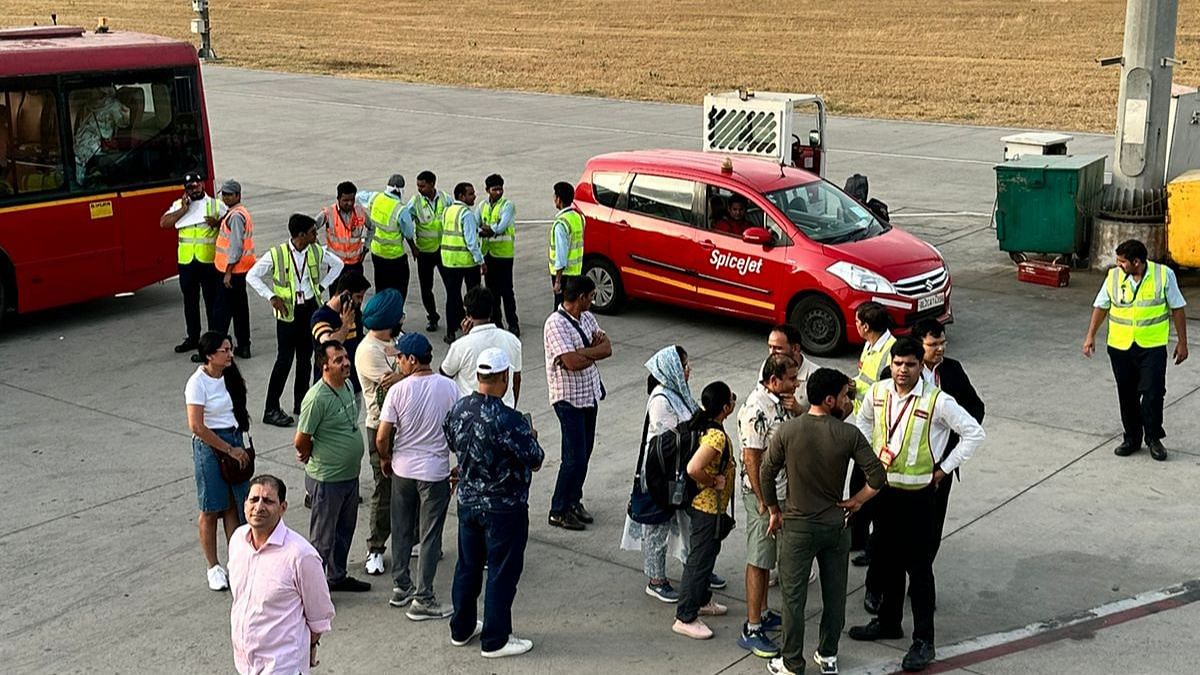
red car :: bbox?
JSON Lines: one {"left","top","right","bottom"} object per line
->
{"left": 575, "top": 150, "right": 952, "bottom": 355}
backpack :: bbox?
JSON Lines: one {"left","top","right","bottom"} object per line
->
{"left": 643, "top": 416, "right": 729, "bottom": 512}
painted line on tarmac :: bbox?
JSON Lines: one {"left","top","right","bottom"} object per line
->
{"left": 888, "top": 211, "right": 991, "bottom": 218}
{"left": 222, "top": 90, "right": 1004, "bottom": 168}
{"left": 843, "top": 579, "right": 1200, "bottom": 675}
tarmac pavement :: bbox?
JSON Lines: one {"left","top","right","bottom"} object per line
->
{"left": 1, "top": 66, "right": 1198, "bottom": 673}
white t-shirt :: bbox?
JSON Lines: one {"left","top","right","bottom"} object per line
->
{"left": 355, "top": 333, "right": 399, "bottom": 429}
{"left": 379, "top": 373, "right": 460, "bottom": 481}
{"left": 440, "top": 323, "right": 523, "bottom": 407}
{"left": 184, "top": 367, "right": 237, "bottom": 429}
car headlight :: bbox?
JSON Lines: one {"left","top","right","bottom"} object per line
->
{"left": 826, "top": 261, "right": 896, "bottom": 294}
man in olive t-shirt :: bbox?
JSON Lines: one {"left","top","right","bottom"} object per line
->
{"left": 760, "top": 368, "right": 886, "bottom": 675}
{"left": 295, "top": 340, "right": 370, "bottom": 592}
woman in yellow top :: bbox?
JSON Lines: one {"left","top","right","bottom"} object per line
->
{"left": 672, "top": 381, "right": 738, "bottom": 640}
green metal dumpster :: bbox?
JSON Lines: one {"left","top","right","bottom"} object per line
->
{"left": 994, "top": 155, "right": 1106, "bottom": 262}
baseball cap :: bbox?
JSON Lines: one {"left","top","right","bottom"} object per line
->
{"left": 183, "top": 171, "right": 204, "bottom": 185}
{"left": 476, "top": 347, "right": 512, "bottom": 375}
{"left": 220, "top": 179, "right": 242, "bottom": 195}
{"left": 397, "top": 333, "right": 432, "bottom": 358}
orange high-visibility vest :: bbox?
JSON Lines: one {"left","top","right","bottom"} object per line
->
{"left": 214, "top": 204, "right": 257, "bottom": 274}
{"left": 322, "top": 203, "right": 368, "bottom": 265}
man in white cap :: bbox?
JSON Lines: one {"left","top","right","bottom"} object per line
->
{"left": 444, "top": 347, "right": 544, "bottom": 658}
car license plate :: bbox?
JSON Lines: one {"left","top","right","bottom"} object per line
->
{"left": 917, "top": 293, "right": 943, "bottom": 312}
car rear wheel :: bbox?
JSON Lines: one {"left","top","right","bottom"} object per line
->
{"left": 789, "top": 295, "right": 845, "bottom": 356}
{"left": 583, "top": 257, "right": 624, "bottom": 314}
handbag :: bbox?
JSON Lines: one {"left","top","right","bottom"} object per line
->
{"left": 714, "top": 439, "right": 736, "bottom": 541}
{"left": 628, "top": 411, "right": 672, "bottom": 525}
{"left": 214, "top": 432, "right": 255, "bottom": 485}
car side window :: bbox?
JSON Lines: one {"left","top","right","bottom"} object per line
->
{"left": 702, "top": 185, "right": 792, "bottom": 246}
{"left": 592, "top": 171, "right": 627, "bottom": 208}
{"left": 627, "top": 174, "right": 696, "bottom": 226}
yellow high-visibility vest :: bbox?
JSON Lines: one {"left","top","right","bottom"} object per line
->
{"left": 868, "top": 381, "right": 941, "bottom": 489}
{"left": 1106, "top": 262, "right": 1171, "bottom": 349}
{"left": 177, "top": 198, "right": 220, "bottom": 264}
{"left": 548, "top": 209, "right": 584, "bottom": 275}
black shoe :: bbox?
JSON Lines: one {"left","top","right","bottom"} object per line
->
{"left": 901, "top": 639, "right": 935, "bottom": 672}
{"left": 1148, "top": 439, "right": 1167, "bottom": 461}
{"left": 571, "top": 502, "right": 595, "bottom": 524}
{"left": 190, "top": 353, "right": 205, "bottom": 363}
{"left": 852, "top": 552, "right": 871, "bottom": 567}
{"left": 233, "top": 345, "right": 251, "bottom": 359}
{"left": 426, "top": 319, "right": 439, "bottom": 332}
{"left": 848, "top": 619, "right": 903, "bottom": 641}
{"left": 1114, "top": 441, "right": 1141, "bottom": 456}
{"left": 863, "top": 591, "right": 881, "bottom": 615}
{"left": 328, "top": 576, "right": 372, "bottom": 592}
{"left": 174, "top": 338, "right": 199, "bottom": 354}
{"left": 263, "top": 409, "right": 295, "bottom": 427}
{"left": 548, "top": 511, "right": 586, "bottom": 531}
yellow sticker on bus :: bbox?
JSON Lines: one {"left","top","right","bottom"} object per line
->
{"left": 89, "top": 200, "right": 114, "bottom": 219}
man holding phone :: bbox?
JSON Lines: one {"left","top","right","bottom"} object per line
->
{"left": 160, "top": 171, "right": 226, "bottom": 361}
{"left": 311, "top": 271, "right": 371, "bottom": 391}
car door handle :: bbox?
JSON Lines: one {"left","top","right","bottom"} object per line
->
{"left": 698, "top": 239, "right": 716, "bottom": 250}
{"left": 615, "top": 220, "right": 631, "bottom": 229}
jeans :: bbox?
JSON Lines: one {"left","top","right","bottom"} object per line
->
{"left": 365, "top": 427, "right": 391, "bottom": 553}
{"left": 676, "top": 508, "right": 721, "bottom": 623}
{"left": 306, "top": 476, "right": 360, "bottom": 583}
{"left": 1108, "top": 344, "right": 1168, "bottom": 445}
{"left": 874, "top": 485, "right": 939, "bottom": 642}
{"left": 451, "top": 506, "right": 530, "bottom": 653}
{"left": 416, "top": 251, "right": 443, "bottom": 324}
{"left": 549, "top": 401, "right": 598, "bottom": 514}
{"left": 441, "top": 265, "right": 482, "bottom": 339}
{"left": 372, "top": 253, "right": 410, "bottom": 298}
{"left": 178, "top": 261, "right": 220, "bottom": 342}
{"left": 484, "top": 255, "right": 518, "bottom": 332}
{"left": 390, "top": 476, "right": 451, "bottom": 603}
{"left": 213, "top": 272, "right": 251, "bottom": 350}
{"left": 778, "top": 522, "right": 850, "bottom": 671}
{"left": 265, "top": 300, "right": 317, "bottom": 414}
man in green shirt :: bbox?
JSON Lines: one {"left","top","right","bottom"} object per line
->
{"left": 295, "top": 340, "right": 370, "bottom": 592}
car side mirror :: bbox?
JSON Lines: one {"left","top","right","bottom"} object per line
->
{"left": 742, "top": 227, "right": 771, "bottom": 246}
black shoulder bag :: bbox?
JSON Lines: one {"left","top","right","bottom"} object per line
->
{"left": 555, "top": 309, "right": 607, "bottom": 401}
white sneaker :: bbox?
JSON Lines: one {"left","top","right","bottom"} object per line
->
{"left": 365, "top": 552, "right": 385, "bottom": 575}
{"left": 699, "top": 600, "right": 728, "bottom": 616}
{"left": 481, "top": 634, "right": 533, "bottom": 658}
{"left": 767, "top": 656, "right": 798, "bottom": 674}
{"left": 451, "top": 620, "right": 483, "bottom": 647}
{"left": 813, "top": 651, "right": 839, "bottom": 674}
{"left": 207, "top": 564, "right": 229, "bottom": 591}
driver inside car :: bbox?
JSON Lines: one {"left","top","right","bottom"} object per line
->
{"left": 713, "top": 194, "right": 752, "bottom": 236}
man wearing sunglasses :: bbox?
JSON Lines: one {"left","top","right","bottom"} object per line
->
{"left": 1083, "top": 239, "right": 1188, "bottom": 461}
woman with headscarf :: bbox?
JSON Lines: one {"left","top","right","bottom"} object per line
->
{"left": 620, "top": 345, "right": 698, "bottom": 602}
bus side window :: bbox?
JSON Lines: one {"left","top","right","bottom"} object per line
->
{"left": 0, "top": 89, "right": 67, "bottom": 202}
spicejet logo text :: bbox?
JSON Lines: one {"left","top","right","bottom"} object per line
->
{"left": 710, "top": 249, "right": 764, "bottom": 276}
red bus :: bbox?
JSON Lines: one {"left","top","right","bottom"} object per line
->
{"left": 0, "top": 25, "right": 213, "bottom": 326}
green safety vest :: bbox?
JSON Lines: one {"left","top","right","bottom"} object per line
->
{"left": 854, "top": 333, "right": 896, "bottom": 414}
{"left": 268, "top": 242, "right": 324, "bottom": 323}
{"left": 440, "top": 203, "right": 476, "bottom": 269}
{"left": 869, "top": 381, "right": 941, "bottom": 489}
{"left": 548, "top": 209, "right": 584, "bottom": 275}
{"left": 367, "top": 192, "right": 406, "bottom": 259}
{"left": 409, "top": 193, "right": 447, "bottom": 253}
{"left": 1106, "top": 262, "right": 1171, "bottom": 350}
{"left": 177, "top": 198, "right": 220, "bottom": 264}
{"left": 479, "top": 197, "right": 515, "bottom": 258}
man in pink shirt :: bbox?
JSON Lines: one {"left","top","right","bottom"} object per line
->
{"left": 229, "top": 475, "right": 335, "bottom": 674}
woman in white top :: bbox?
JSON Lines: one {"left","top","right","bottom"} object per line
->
{"left": 620, "top": 345, "right": 698, "bottom": 602}
{"left": 185, "top": 331, "right": 252, "bottom": 592}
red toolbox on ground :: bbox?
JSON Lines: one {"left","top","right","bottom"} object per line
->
{"left": 1017, "top": 260, "right": 1070, "bottom": 287}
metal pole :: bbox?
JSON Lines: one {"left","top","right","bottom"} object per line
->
{"left": 194, "top": 0, "right": 217, "bottom": 61}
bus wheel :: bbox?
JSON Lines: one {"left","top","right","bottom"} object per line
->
{"left": 583, "top": 257, "right": 625, "bottom": 314}
{"left": 789, "top": 295, "right": 845, "bottom": 356}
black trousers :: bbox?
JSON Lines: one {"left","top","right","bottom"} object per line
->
{"left": 848, "top": 465, "right": 876, "bottom": 551}
{"left": 265, "top": 300, "right": 317, "bottom": 414}
{"left": 867, "top": 473, "right": 954, "bottom": 598}
{"left": 1108, "top": 344, "right": 1167, "bottom": 445}
{"left": 213, "top": 273, "right": 251, "bottom": 349}
{"left": 874, "top": 485, "right": 939, "bottom": 643}
{"left": 676, "top": 508, "right": 722, "bottom": 623}
{"left": 442, "top": 265, "right": 481, "bottom": 339}
{"left": 178, "top": 261, "right": 220, "bottom": 342}
{"left": 484, "top": 255, "right": 518, "bottom": 333}
{"left": 416, "top": 250, "right": 444, "bottom": 324}
{"left": 372, "top": 253, "right": 410, "bottom": 299}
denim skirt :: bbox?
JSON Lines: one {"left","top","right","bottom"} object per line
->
{"left": 193, "top": 427, "right": 250, "bottom": 518}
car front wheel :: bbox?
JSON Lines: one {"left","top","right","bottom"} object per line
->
{"left": 583, "top": 257, "right": 624, "bottom": 314}
{"left": 789, "top": 295, "right": 845, "bottom": 356}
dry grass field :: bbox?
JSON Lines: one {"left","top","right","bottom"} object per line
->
{"left": 4, "top": 1, "right": 1200, "bottom": 131}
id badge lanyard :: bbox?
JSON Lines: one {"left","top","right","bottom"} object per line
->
{"left": 879, "top": 392, "right": 915, "bottom": 468}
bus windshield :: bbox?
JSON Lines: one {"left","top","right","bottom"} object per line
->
{"left": 765, "top": 180, "right": 888, "bottom": 244}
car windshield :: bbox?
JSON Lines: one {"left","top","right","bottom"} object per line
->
{"left": 764, "top": 180, "right": 887, "bottom": 244}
